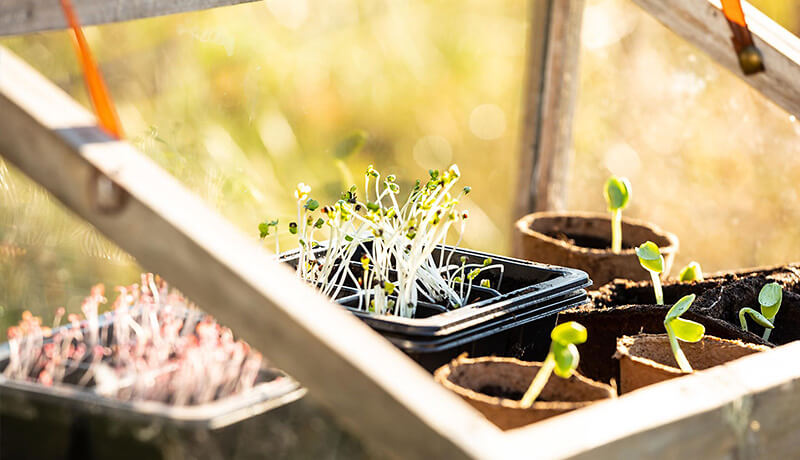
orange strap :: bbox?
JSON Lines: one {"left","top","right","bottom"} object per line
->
{"left": 720, "top": 0, "right": 755, "bottom": 50}
{"left": 720, "top": 0, "right": 748, "bottom": 28}
{"left": 59, "top": 0, "right": 124, "bottom": 139}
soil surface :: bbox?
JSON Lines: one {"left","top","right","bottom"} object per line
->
{"left": 589, "top": 264, "right": 800, "bottom": 346}
{"left": 544, "top": 231, "right": 633, "bottom": 251}
{"left": 478, "top": 385, "right": 526, "bottom": 401}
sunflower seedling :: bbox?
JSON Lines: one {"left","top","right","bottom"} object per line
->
{"left": 739, "top": 282, "right": 782, "bottom": 341}
{"left": 664, "top": 294, "right": 705, "bottom": 372}
{"left": 678, "top": 261, "right": 703, "bottom": 282}
{"left": 636, "top": 241, "right": 665, "bottom": 305}
{"left": 520, "top": 322, "right": 587, "bottom": 408}
{"left": 603, "top": 176, "right": 631, "bottom": 253}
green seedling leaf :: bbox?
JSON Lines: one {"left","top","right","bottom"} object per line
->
{"left": 334, "top": 130, "right": 368, "bottom": 159}
{"left": 552, "top": 342, "right": 579, "bottom": 378}
{"left": 739, "top": 307, "right": 775, "bottom": 331}
{"left": 678, "top": 261, "right": 703, "bottom": 282}
{"left": 671, "top": 317, "right": 705, "bottom": 342}
{"left": 759, "top": 282, "right": 782, "bottom": 319}
{"left": 603, "top": 176, "right": 631, "bottom": 211}
{"left": 551, "top": 321, "right": 588, "bottom": 345}
{"left": 666, "top": 294, "right": 696, "bottom": 322}
{"left": 636, "top": 241, "right": 664, "bottom": 273}
{"left": 258, "top": 219, "right": 279, "bottom": 238}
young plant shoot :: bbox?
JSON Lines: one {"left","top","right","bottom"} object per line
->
{"left": 664, "top": 294, "right": 705, "bottom": 372}
{"left": 678, "top": 261, "right": 703, "bottom": 282}
{"left": 603, "top": 176, "right": 631, "bottom": 253}
{"left": 520, "top": 322, "right": 587, "bottom": 408}
{"left": 636, "top": 241, "right": 665, "bottom": 305}
{"left": 739, "top": 282, "right": 782, "bottom": 340}
{"left": 258, "top": 165, "right": 504, "bottom": 318}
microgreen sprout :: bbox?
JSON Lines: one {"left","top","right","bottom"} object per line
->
{"left": 4, "top": 275, "right": 263, "bottom": 405}
{"left": 603, "top": 176, "right": 631, "bottom": 253}
{"left": 664, "top": 294, "right": 705, "bottom": 372}
{"left": 739, "top": 282, "right": 782, "bottom": 340}
{"left": 519, "top": 322, "right": 587, "bottom": 408}
{"left": 258, "top": 165, "right": 504, "bottom": 318}
{"left": 678, "top": 261, "right": 703, "bottom": 282}
{"left": 636, "top": 241, "right": 665, "bottom": 305}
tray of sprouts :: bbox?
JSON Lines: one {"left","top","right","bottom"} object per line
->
{"left": 0, "top": 274, "right": 304, "bottom": 459}
{"left": 261, "top": 165, "right": 590, "bottom": 370}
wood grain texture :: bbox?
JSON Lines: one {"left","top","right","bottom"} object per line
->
{"left": 0, "top": 0, "right": 258, "bottom": 36}
{"left": 514, "top": 0, "right": 585, "bottom": 221}
{"left": 631, "top": 0, "right": 800, "bottom": 117}
{"left": 0, "top": 46, "right": 504, "bottom": 459}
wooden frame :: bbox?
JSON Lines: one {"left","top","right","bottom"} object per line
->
{"left": 515, "top": 0, "right": 585, "bottom": 217}
{"left": 0, "top": 0, "right": 259, "bottom": 36}
{"left": 4, "top": 0, "right": 800, "bottom": 457}
{"left": 631, "top": 0, "right": 800, "bottom": 118}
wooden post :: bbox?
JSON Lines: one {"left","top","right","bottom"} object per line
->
{"left": 0, "top": 0, "right": 259, "bottom": 36}
{"left": 0, "top": 46, "right": 504, "bottom": 459}
{"left": 631, "top": 0, "right": 800, "bottom": 117}
{"left": 515, "top": 0, "right": 585, "bottom": 219}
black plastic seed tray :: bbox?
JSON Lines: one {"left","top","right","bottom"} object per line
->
{"left": 281, "top": 243, "right": 591, "bottom": 371}
{"left": 0, "top": 312, "right": 305, "bottom": 460}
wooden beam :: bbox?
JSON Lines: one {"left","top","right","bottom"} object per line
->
{"left": 631, "top": 0, "right": 800, "bottom": 118}
{"left": 0, "top": 47, "right": 504, "bottom": 459}
{"left": 514, "top": 0, "right": 585, "bottom": 218}
{"left": 0, "top": 0, "right": 259, "bottom": 36}
{"left": 504, "top": 340, "right": 800, "bottom": 459}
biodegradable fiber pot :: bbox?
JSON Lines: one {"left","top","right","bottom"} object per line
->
{"left": 434, "top": 355, "right": 614, "bottom": 430}
{"left": 514, "top": 211, "right": 679, "bottom": 287}
{"left": 614, "top": 334, "right": 769, "bottom": 394}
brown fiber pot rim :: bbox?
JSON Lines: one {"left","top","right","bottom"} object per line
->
{"left": 515, "top": 211, "right": 679, "bottom": 257}
{"left": 614, "top": 333, "right": 770, "bottom": 375}
{"left": 433, "top": 355, "right": 615, "bottom": 411}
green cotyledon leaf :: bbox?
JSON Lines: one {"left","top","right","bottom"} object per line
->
{"left": 636, "top": 241, "right": 664, "bottom": 273}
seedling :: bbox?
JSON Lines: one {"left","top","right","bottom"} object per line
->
{"left": 678, "top": 261, "right": 703, "bottom": 282}
{"left": 603, "top": 176, "right": 631, "bottom": 253}
{"left": 258, "top": 165, "right": 505, "bottom": 318}
{"left": 636, "top": 241, "right": 665, "bottom": 305}
{"left": 739, "top": 282, "right": 782, "bottom": 341}
{"left": 520, "top": 322, "right": 587, "bottom": 408}
{"left": 664, "top": 294, "right": 705, "bottom": 372}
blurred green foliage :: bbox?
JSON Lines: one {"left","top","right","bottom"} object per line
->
{"left": 1, "top": 0, "right": 799, "bottom": 329}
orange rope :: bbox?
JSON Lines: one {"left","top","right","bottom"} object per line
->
{"left": 59, "top": 0, "right": 124, "bottom": 139}
{"left": 720, "top": 0, "right": 747, "bottom": 28}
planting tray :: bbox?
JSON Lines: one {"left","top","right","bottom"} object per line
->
{"left": 0, "top": 312, "right": 308, "bottom": 460}
{"left": 281, "top": 244, "right": 591, "bottom": 371}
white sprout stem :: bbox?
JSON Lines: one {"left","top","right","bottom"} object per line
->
{"left": 520, "top": 353, "right": 556, "bottom": 408}
{"left": 666, "top": 324, "right": 694, "bottom": 372}
{"left": 611, "top": 208, "right": 622, "bottom": 253}
{"left": 650, "top": 270, "right": 664, "bottom": 305}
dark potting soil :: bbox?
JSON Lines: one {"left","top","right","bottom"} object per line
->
{"left": 543, "top": 231, "right": 634, "bottom": 251}
{"left": 589, "top": 264, "right": 800, "bottom": 346}
{"left": 478, "top": 385, "right": 526, "bottom": 401}
{"left": 556, "top": 304, "right": 771, "bottom": 386}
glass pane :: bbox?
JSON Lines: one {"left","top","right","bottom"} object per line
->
{"left": 0, "top": 0, "right": 527, "bottom": 323}
{"left": 572, "top": 0, "right": 800, "bottom": 272}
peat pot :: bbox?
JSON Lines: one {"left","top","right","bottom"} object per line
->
{"left": 614, "top": 334, "right": 770, "bottom": 394}
{"left": 557, "top": 304, "right": 770, "bottom": 385}
{"left": 514, "top": 211, "right": 679, "bottom": 288}
{"left": 434, "top": 355, "right": 615, "bottom": 430}
{"left": 282, "top": 244, "right": 591, "bottom": 372}
{"left": 592, "top": 263, "right": 800, "bottom": 345}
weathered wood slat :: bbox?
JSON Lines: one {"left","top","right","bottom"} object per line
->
{"left": 506, "top": 340, "right": 800, "bottom": 459}
{"left": 0, "top": 0, "right": 259, "bottom": 36}
{"left": 514, "top": 0, "right": 585, "bottom": 219}
{"left": 0, "top": 46, "right": 504, "bottom": 459}
{"left": 631, "top": 0, "right": 800, "bottom": 117}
